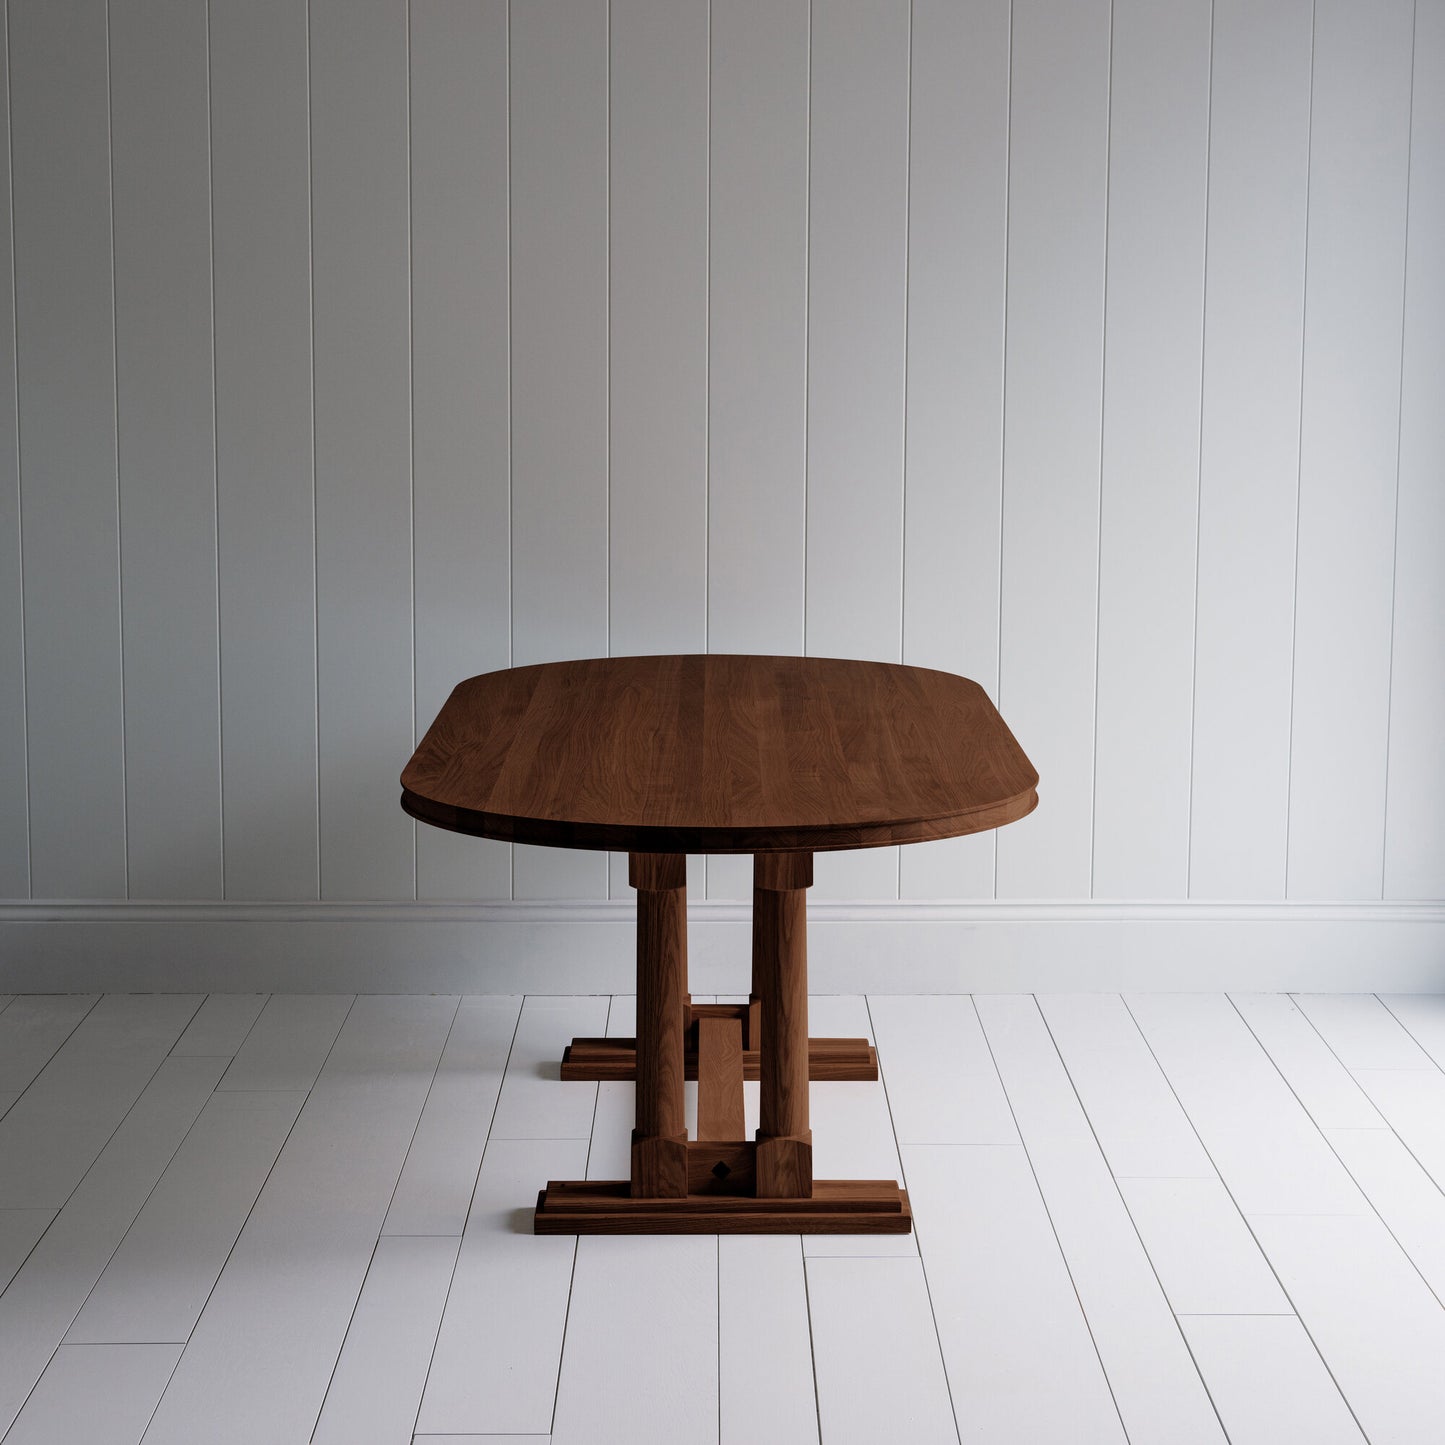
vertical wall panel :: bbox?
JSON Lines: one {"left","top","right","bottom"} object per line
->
{"left": 706, "top": 0, "right": 808, "bottom": 658}
{"left": 309, "top": 0, "right": 415, "bottom": 900}
{"left": 994, "top": 0, "right": 1110, "bottom": 900}
{"left": 211, "top": 0, "right": 318, "bottom": 900}
{"left": 806, "top": 0, "right": 909, "bottom": 902}
{"left": 509, "top": 0, "right": 608, "bottom": 900}
{"left": 1286, "top": 0, "right": 1414, "bottom": 899}
{"left": 804, "top": 0, "right": 909, "bottom": 668}
{"left": 9, "top": 0, "right": 125, "bottom": 898}
{"left": 410, "top": 0, "right": 512, "bottom": 901}
{"left": 1090, "top": 0, "right": 1210, "bottom": 899}
{"left": 704, "top": 0, "right": 809, "bottom": 901}
{"left": 608, "top": 0, "right": 708, "bottom": 657}
{"left": 110, "top": 0, "right": 222, "bottom": 899}
{"left": 897, "top": 0, "right": 1009, "bottom": 902}
{"left": 1188, "top": 0, "right": 1311, "bottom": 899}
{"left": 1385, "top": 0, "right": 1445, "bottom": 899}
{"left": 0, "top": 13, "right": 27, "bottom": 898}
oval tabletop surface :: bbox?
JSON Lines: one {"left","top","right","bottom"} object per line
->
{"left": 401, "top": 654, "right": 1038, "bottom": 854}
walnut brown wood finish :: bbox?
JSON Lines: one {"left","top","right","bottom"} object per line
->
{"left": 400, "top": 654, "right": 1038, "bottom": 854}
{"left": 402, "top": 654, "right": 1037, "bottom": 1234}
{"left": 629, "top": 852, "right": 688, "bottom": 1199}
{"left": 754, "top": 850, "right": 812, "bottom": 1197}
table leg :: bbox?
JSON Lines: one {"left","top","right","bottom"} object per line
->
{"left": 754, "top": 851, "right": 813, "bottom": 1197}
{"left": 630, "top": 852, "right": 688, "bottom": 1198}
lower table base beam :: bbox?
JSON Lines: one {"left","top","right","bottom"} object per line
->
{"left": 533, "top": 1179, "right": 912, "bottom": 1235}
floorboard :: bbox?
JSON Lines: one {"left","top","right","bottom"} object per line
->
{"left": 0, "top": 1054, "right": 225, "bottom": 1436}
{"left": 215, "top": 994, "right": 353, "bottom": 1093}
{"left": 1229, "top": 993, "right": 1385, "bottom": 1129}
{"left": 1248, "top": 1212, "right": 1445, "bottom": 1441}
{"left": 718, "top": 1236, "right": 818, "bottom": 1445}
{"left": 140, "top": 996, "right": 456, "bottom": 1445}
{"left": 383, "top": 995, "right": 522, "bottom": 1236}
{"left": 902, "top": 1142, "right": 1123, "bottom": 1444}
{"left": 0, "top": 1211, "right": 52, "bottom": 1295}
{"left": 0, "top": 996, "right": 203, "bottom": 1210}
{"left": 2, "top": 1343, "right": 182, "bottom": 1445}
{"left": 0, "top": 991, "right": 1442, "bottom": 1444}
{"left": 1324, "top": 1125, "right": 1445, "bottom": 1304}
{"left": 1125, "top": 993, "right": 1369, "bottom": 1214}
{"left": 1345, "top": 1068, "right": 1445, "bottom": 1194}
{"left": 806, "top": 1255, "right": 957, "bottom": 1445}
{"left": 169, "top": 994, "right": 267, "bottom": 1059}
{"left": 551, "top": 1236, "right": 718, "bottom": 1445}
{"left": 66, "top": 1089, "right": 306, "bottom": 1343}
{"left": 1378, "top": 995, "right": 1445, "bottom": 1068}
{"left": 416, "top": 1140, "right": 586, "bottom": 1435}
{"left": 1179, "top": 1315, "right": 1366, "bottom": 1445}
{"left": 867, "top": 994, "right": 1016, "bottom": 1143}
{"left": 976, "top": 995, "right": 1224, "bottom": 1443}
{"left": 1291, "top": 993, "right": 1436, "bottom": 1069}
{"left": 489, "top": 996, "right": 609, "bottom": 1141}
{"left": 0, "top": 996, "right": 99, "bottom": 1096}
{"left": 1115, "top": 1178, "right": 1289, "bottom": 1315}
{"left": 311, "top": 1234, "right": 459, "bottom": 1445}
{"left": 1036, "top": 993, "right": 1215, "bottom": 1178}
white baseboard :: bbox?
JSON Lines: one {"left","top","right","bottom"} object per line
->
{"left": 2, "top": 899, "right": 1443, "bottom": 993}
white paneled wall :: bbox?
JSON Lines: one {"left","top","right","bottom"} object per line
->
{"left": 0, "top": 0, "right": 1441, "bottom": 907}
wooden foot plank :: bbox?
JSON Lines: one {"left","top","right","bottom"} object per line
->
{"left": 535, "top": 1179, "right": 910, "bottom": 1235}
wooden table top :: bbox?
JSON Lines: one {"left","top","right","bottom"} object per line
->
{"left": 401, "top": 654, "right": 1037, "bottom": 855}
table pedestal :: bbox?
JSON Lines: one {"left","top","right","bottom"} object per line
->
{"left": 533, "top": 851, "right": 912, "bottom": 1235}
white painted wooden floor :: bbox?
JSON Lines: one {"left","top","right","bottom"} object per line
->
{"left": 2, "top": 991, "right": 1445, "bottom": 1443}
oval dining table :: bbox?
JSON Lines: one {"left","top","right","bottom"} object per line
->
{"left": 401, "top": 653, "right": 1038, "bottom": 1234}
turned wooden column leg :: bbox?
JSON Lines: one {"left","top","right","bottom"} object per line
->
{"left": 630, "top": 851, "right": 689, "bottom": 1198}
{"left": 754, "top": 850, "right": 813, "bottom": 1198}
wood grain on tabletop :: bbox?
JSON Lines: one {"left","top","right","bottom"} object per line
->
{"left": 400, "top": 654, "right": 1038, "bottom": 854}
